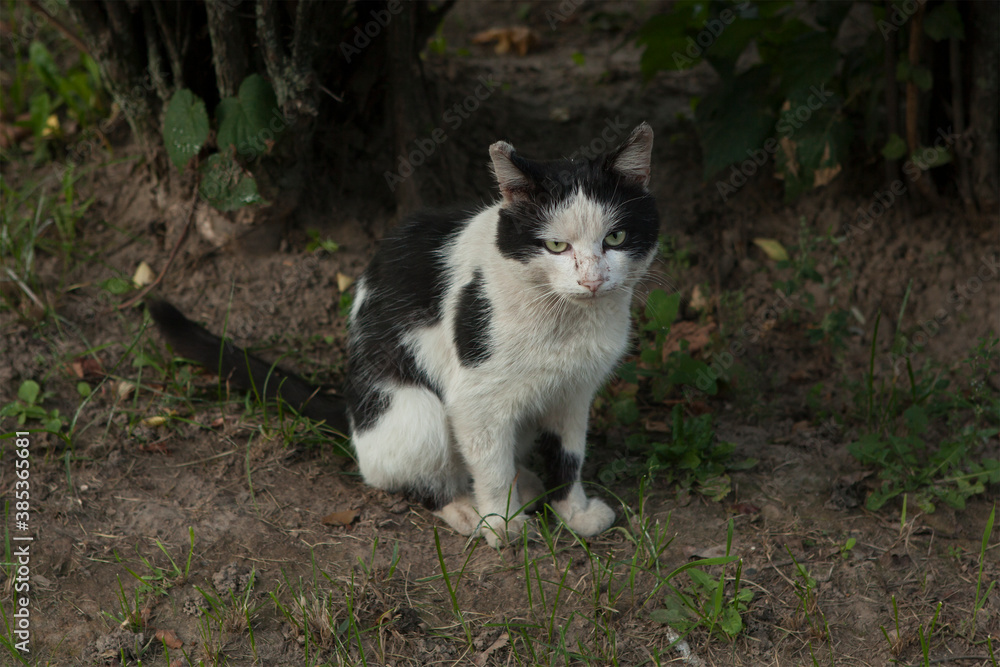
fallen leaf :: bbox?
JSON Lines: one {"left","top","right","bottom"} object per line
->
{"left": 752, "top": 238, "right": 789, "bottom": 262}
{"left": 473, "top": 632, "right": 509, "bottom": 667}
{"left": 777, "top": 135, "right": 798, "bottom": 179}
{"left": 117, "top": 380, "right": 137, "bottom": 400}
{"left": 155, "top": 629, "right": 183, "bottom": 649}
{"left": 791, "top": 420, "right": 812, "bottom": 433}
{"left": 812, "top": 143, "right": 842, "bottom": 187}
{"left": 731, "top": 502, "right": 761, "bottom": 516}
{"left": 643, "top": 418, "right": 669, "bottom": 433}
{"left": 662, "top": 320, "right": 715, "bottom": 358}
{"left": 549, "top": 106, "right": 571, "bottom": 122}
{"left": 788, "top": 368, "right": 812, "bottom": 382}
{"left": 689, "top": 284, "right": 709, "bottom": 312}
{"left": 322, "top": 509, "right": 359, "bottom": 526}
{"left": 336, "top": 272, "right": 354, "bottom": 292}
{"left": 139, "top": 441, "right": 172, "bottom": 454}
{"left": 41, "top": 113, "right": 59, "bottom": 138}
{"left": 142, "top": 415, "right": 168, "bottom": 427}
{"left": 472, "top": 27, "right": 539, "bottom": 56}
{"left": 70, "top": 356, "right": 105, "bottom": 379}
{"left": 132, "top": 261, "right": 155, "bottom": 287}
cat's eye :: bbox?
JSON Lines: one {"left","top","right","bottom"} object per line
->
{"left": 544, "top": 240, "right": 569, "bottom": 253}
{"left": 604, "top": 230, "right": 627, "bottom": 247}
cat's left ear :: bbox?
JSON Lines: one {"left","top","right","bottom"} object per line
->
{"left": 490, "top": 141, "right": 533, "bottom": 203}
{"left": 606, "top": 122, "right": 654, "bottom": 188}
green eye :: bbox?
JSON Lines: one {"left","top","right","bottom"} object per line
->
{"left": 604, "top": 230, "right": 626, "bottom": 247}
{"left": 544, "top": 240, "right": 569, "bottom": 253}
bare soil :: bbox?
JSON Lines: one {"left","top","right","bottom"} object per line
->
{"left": 2, "top": 2, "right": 998, "bottom": 666}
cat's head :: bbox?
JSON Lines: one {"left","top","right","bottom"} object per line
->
{"left": 489, "top": 123, "right": 659, "bottom": 303}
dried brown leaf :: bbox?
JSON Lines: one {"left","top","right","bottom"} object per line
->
{"left": 322, "top": 509, "right": 359, "bottom": 526}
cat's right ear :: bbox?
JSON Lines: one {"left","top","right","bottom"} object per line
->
{"left": 490, "top": 141, "right": 532, "bottom": 204}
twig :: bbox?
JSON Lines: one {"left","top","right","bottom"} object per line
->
{"left": 116, "top": 189, "right": 199, "bottom": 311}
{"left": 3, "top": 266, "right": 45, "bottom": 310}
{"left": 24, "top": 0, "right": 91, "bottom": 56}
{"left": 950, "top": 36, "right": 977, "bottom": 215}
{"left": 905, "top": 3, "right": 942, "bottom": 207}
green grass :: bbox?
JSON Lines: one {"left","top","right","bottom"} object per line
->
{"left": 850, "top": 318, "right": 1000, "bottom": 513}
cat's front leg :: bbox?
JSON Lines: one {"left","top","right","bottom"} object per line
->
{"left": 540, "top": 392, "right": 616, "bottom": 536}
{"left": 450, "top": 416, "right": 527, "bottom": 547}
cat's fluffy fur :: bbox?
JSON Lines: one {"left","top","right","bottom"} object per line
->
{"left": 150, "top": 123, "right": 658, "bottom": 546}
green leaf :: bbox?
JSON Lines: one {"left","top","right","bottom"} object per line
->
{"left": 637, "top": 12, "right": 700, "bottom": 76}
{"left": 668, "top": 353, "right": 715, "bottom": 394}
{"left": 910, "top": 65, "right": 933, "bottom": 92}
{"left": 199, "top": 153, "right": 263, "bottom": 211}
{"left": 720, "top": 605, "right": 743, "bottom": 636}
{"left": 163, "top": 88, "right": 209, "bottom": 170}
{"left": 43, "top": 416, "right": 63, "bottom": 433}
{"left": 613, "top": 397, "right": 640, "bottom": 426}
{"left": 29, "top": 41, "right": 61, "bottom": 94}
{"left": 18, "top": 380, "right": 41, "bottom": 405}
{"left": 571, "top": 51, "right": 585, "bottom": 66}
{"left": 753, "top": 238, "right": 789, "bottom": 261}
{"left": 216, "top": 74, "right": 280, "bottom": 156}
{"left": 699, "top": 474, "right": 732, "bottom": 501}
{"left": 77, "top": 382, "right": 92, "bottom": 398}
{"left": 769, "top": 34, "right": 839, "bottom": 97}
{"left": 28, "top": 92, "right": 52, "bottom": 137}
{"left": 100, "top": 276, "right": 133, "bottom": 295}
{"left": 924, "top": 2, "right": 964, "bottom": 41}
{"left": 866, "top": 483, "right": 902, "bottom": 511}
{"left": 616, "top": 360, "right": 638, "bottom": 384}
{"left": 644, "top": 290, "right": 681, "bottom": 332}
{"left": 910, "top": 145, "right": 952, "bottom": 169}
{"left": 849, "top": 433, "right": 885, "bottom": 463}
{"left": 882, "top": 133, "right": 908, "bottom": 160}
{"left": 904, "top": 404, "right": 928, "bottom": 435}
{"left": 695, "top": 66, "right": 776, "bottom": 178}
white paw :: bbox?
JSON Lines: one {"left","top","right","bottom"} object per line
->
{"left": 482, "top": 512, "right": 527, "bottom": 547}
{"left": 434, "top": 497, "right": 481, "bottom": 536}
{"left": 555, "top": 496, "right": 616, "bottom": 536}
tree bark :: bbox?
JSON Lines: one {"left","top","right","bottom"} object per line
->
{"left": 67, "top": 0, "right": 455, "bottom": 212}
{"left": 968, "top": 0, "right": 999, "bottom": 213}
{"left": 204, "top": 0, "right": 249, "bottom": 99}
{"left": 68, "top": 1, "right": 160, "bottom": 156}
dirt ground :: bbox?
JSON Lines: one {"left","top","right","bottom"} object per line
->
{"left": 2, "top": 2, "right": 998, "bottom": 666}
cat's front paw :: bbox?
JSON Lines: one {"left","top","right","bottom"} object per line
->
{"left": 557, "top": 496, "right": 616, "bottom": 536}
{"left": 482, "top": 513, "right": 527, "bottom": 547}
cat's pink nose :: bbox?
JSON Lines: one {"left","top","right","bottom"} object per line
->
{"left": 579, "top": 278, "right": 604, "bottom": 294}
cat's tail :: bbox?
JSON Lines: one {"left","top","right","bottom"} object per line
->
{"left": 146, "top": 299, "right": 350, "bottom": 435}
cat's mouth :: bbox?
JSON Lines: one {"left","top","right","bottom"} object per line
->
{"left": 569, "top": 289, "right": 606, "bottom": 302}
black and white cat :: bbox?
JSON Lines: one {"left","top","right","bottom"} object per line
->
{"left": 150, "top": 122, "right": 659, "bottom": 546}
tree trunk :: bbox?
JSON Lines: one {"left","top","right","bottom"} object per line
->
{"left": 968, "top": 0, "right": 999, "bottom": 213}
{"left": 66, "top": 0, "right": 455, "bottom": 212}
{"left": 68, "top": 1, "right": 161, "bottom": 156}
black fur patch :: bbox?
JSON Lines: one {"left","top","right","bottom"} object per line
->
{"left": 538, "top": 431, "right": 581, "bottom": 502}
{"left": 351, "top": 385, "right": 391, "bottom": 433}
{"left": 347, "top": 208, "right": 469, "bottom": 427}
{"left": 401, "top": 485, "right": 450, "bottom": 512}
{"left": 494, "top": 154, "right": 659, "bottom": 264}
{"left": 454, "top": 270, "right": 493, "bottom": 366}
